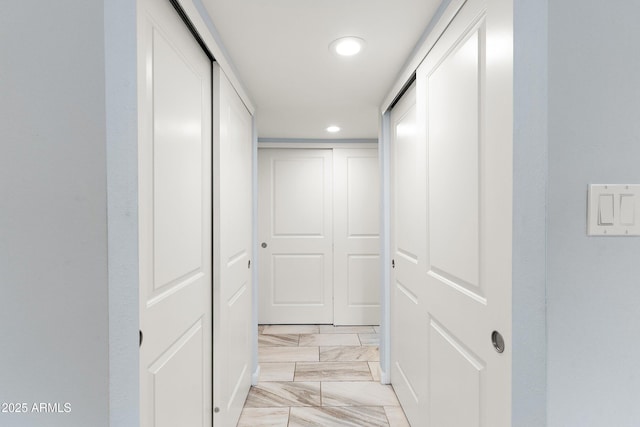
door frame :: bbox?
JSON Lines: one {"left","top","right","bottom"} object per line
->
{"left": 258, "top": 141, "right": 377, "bottom": 149}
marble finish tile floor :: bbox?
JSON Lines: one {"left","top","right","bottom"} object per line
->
{"left": 238, "top": 324, "right": 410, "bottom": 426}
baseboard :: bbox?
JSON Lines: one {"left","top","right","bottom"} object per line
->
{"left": 251, "top": 365, "right": 260, "bottom": 386}
{"left": 380, "top": 369, "right": 391, "bottom": 385}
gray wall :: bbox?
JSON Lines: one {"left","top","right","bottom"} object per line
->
{"left": 0, "top": 1, "right": 109, "bottom": 426}
{"left": 513, "top": 0, "right": 548, "bottom": 425}
{"left": 548, "top": 1, "right": 640, "bottom": 425}
{"left": 105, "top": 0, "right": 140, "bottom": 425}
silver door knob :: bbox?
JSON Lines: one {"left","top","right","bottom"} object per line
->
{"left": 261, "top": 242, "right": 267, "bottom": 248}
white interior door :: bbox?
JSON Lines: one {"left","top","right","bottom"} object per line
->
{"left": 390, "top": 83, "right": 430, "bottom": 424}
{"left": 419, "top": 0, "right": 512, "bottom": 425}
{"left": 212, "top": 65, "right": 253, "bottom": 426}
{"left": 258, "top": 148, "right": 333, "bottom": 324}
{"left": 138, "top": 0, "right": 212, "bottom": 425}
{"left": 333, "top": 148, "right": 381, "bottom": 325}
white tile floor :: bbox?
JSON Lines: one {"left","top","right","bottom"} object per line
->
{"left": 237, "top": 324, "right": 410, "bottom": 426}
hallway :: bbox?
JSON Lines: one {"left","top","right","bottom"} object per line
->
{"left": 238, "top": 325, "right": 409, "bottom": 426}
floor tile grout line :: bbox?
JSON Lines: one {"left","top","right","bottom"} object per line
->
{"left": 383, "top": 406, "right": 392, "bottom": 427}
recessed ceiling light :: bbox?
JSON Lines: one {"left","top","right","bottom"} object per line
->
{"left": 329, "top": 37, "right": 365, "bottom": 57}
{"left": 326, "top": 125, "right": 341, "bottom": 133}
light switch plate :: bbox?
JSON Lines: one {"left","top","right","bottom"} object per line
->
{"left": 587, "top": 184, "right": 640, "bottom": 236}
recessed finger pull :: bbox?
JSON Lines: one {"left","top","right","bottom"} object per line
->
{"left": 491, "top": 330, "right": 505, "bottom": 353}
{"left": 261, "top": 242, "right": 267, "bottom": 248}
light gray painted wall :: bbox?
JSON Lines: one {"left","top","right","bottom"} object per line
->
{"left": 547, "top": 1, "right": 640, "bottom": 425}
{"left": 512, "top": 0, "right": 548, "bottom": 426}
{"left": 105, "top": 0, "right": 140, "bottom": 425}
{"left": 0, "top": 2, "right": 109, "bottom": 426}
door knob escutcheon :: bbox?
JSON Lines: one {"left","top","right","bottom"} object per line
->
{"left": 491, "top": 330, "right": 505, "bottom": 353}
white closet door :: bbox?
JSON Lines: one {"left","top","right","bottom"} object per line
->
{"left": 333, "top": 148, "right": 381, "bottom": 325}
{"left": 258, "top": 148, "right": 333, "bottom": 324}
{"left": 419, "top": 0, "right": 512, "bottom": 425}
{"left": 213, "top": 65, "right": 253, "bottom": 426}
{"left": 138, "top": 0, "right": 212, "bottom": 425}
{"left": 390, "top": 83, "right": 429, "bottom": 424}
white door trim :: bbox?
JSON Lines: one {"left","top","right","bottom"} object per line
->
{"left": 378, "top": 111, "right": 392, "bottom": 384}
{"left": 259, "top": 141, "right": 378, "bottom": 150}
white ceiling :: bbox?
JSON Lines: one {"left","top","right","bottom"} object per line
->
{"left": 202, "top": 0, "right": 441, "bottom": 139}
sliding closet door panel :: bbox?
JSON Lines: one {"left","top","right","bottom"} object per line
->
{"left": 419, "top": 0, "right": 512, "bottom": 424}
{"left": 258, "top": 149, "right": 333, "bottom": 324}
{"left": 334, "top": 148, "right": 381, "bottom": 325}
{"left": 138, "top": 0, "right": 212, "bottom": 425}
{"left": 390, "top": 83, "right": 429, "bottom": 425}
{"left": 213, "top": 65, "right": 253, "bottom": 427}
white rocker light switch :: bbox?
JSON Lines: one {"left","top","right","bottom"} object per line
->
{"left": 588, "top": 184, "right": 640, "bottom": 236}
